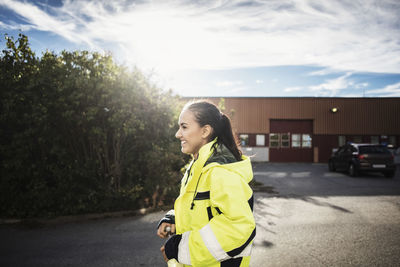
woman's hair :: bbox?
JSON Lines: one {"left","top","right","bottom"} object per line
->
{"left": 184, "top": 100, "right": 242, "bottom": 161}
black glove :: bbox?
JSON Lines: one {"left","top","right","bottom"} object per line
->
{"left": 164, "top": 234, "right": 182, "bottom": 261}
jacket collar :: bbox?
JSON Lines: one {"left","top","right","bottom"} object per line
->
{"left": 196, "top": 138, "right": 218, "bottom": 164}
{"left": 184, "top": 138, "right": 253, "bottom": 191}
{"left": 182, "top": 139, "right": 217, "bottom": 192}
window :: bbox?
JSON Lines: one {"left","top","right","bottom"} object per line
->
{"left": 292, "top": 134, "right": 311, "bottom": 148}
{"left": 256, "top": 134, "right": 265, "bottom": 146}
{"left": 269, "top": 133, "right": 279, "bottom": 148}
{"left": 353, "top": 136, "right": 362, "bottom": 143}
{"left": 292, "top": 134, "right": 301, "bottom": 148}
{"left": 281, "top": 133, "right": 290, "bottom": 148}
{"left": 338, "top": 136, "right": 346, "bottom": 146}
{"left": 269, "top": 133, "right": 290, "bottom": 148}
{"left": 359, "top": 145, "right": 390, "bottom": 154}
{"left": 270, "top": 133, "right": 311, "bottom": 148}
{"left": 302, "top": 134, "right": 312, "bottom": 148}
{"left": 239, "top": 134, "right": 249, "bottom": 146}
{"left": 370, "top": 136, "right": 379, "bottom": 144}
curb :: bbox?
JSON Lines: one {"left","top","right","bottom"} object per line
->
{"left": 0, "top": 206, "right": 170, "bottom": 226}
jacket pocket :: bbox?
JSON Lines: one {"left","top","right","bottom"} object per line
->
{"left": 191, "top": 191, "right": 211, "bottom": 227}
{"left": 194, "top": 191, "right": 210, "bottom": 200}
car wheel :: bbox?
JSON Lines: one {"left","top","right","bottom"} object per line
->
{"left": 384, "top": 171, "right": 395, "bottom": 178}
{"left": 349, "top": 163, "right": 358, "bottom": 177}
{"left": 328, "top": 160, "right": 336, "bottom": 172}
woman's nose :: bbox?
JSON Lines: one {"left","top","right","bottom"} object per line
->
{"left": 175, "top": 129, "right": 181, "bottom": 139}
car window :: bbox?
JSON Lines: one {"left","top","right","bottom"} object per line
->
{"left": 344, "top": 146, "right": 353, "bottom": 153}
{"left": 359, "top": 146, "right": 390, "bottom": 154}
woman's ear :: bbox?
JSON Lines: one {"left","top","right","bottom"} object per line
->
{"left": 201, "top": 125, "right": 213, "bottom": 140}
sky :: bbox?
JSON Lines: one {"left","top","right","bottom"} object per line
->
{"left": 1, "top": 0, "right": 400, "bottom": 97}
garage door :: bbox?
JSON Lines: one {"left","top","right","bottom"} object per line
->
{"left": 269, "top": 119, "right": 313, "bottom": 162}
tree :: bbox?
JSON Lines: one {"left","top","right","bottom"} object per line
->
{"left": 0, "top": 34, "right": 185, "bottom": 218}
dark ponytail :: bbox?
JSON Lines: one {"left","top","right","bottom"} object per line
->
{"left": 185, "top": 100, "right": 242, "bottom": 161}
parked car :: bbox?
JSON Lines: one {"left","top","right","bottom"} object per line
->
{"left": 328, "top": 143, "right": 396, "bottom": 178}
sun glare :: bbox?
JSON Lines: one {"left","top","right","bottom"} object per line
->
{"left": 120, "top": 8, "right": 221, "bottom": 74}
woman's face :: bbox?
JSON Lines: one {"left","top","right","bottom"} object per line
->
{"left": 175, "top": 109, "right": 209, "bottom": 157}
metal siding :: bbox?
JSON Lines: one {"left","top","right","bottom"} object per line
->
{"left": 218, "top": 97, "right": 400, "bottom": 135}
{"left": 270, "top": 119, "right": 313, "bottom": 133}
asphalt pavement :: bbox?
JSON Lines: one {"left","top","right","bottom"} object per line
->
{"left": 251, "top": 163, "right": 400, "bottom": 267}
{"left": 1, "top": 163, "right": 399, "bottom": 267}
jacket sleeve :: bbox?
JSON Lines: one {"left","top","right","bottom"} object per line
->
{"left": 177, "top": 167, "right": 256, "bottom": 266}
{"left": 157, "top": 209, "right": 175, "bottom": 229}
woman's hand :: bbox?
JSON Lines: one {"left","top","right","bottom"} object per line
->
{"left": 160, "top": 245, "right": 169, "bottom": 262}
{"left": 157, "top": 222, "right": 176, "bottom": 238}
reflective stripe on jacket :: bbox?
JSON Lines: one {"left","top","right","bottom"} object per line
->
{"left": 174, "top": 139, "right": 256, "bottom": 267}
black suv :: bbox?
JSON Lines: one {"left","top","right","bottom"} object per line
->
{"left": 329, "top": 143, "right": 396, "bottom": 178}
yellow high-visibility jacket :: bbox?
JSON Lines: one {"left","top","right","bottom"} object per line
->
{"left": 173, "top": 139, "right": 256, "bottom": 267}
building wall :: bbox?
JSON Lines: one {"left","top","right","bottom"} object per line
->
{"left": 217, "top": 97, "right": 400, "bottom": 135}
{"left": 197, "top": 97, "right": 400, "bottom": 162}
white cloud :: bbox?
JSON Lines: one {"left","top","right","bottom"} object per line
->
{"left": 255, "top": 80, "right": 264, "bottom": 84}
{"left": 284, "top": 86, "right": 303, "bottom": 92}
{"left": 1, "top": 0, "right": 400, "bottom": 74}
{"left": 216, "top": 80, "right": 243, "bottom": 87}
{"left": 214, "top": 80, "right": 247, "bottom": 94}
{"left": 355, "top": 82, "right": 369, "bottom": 89}
{"left": 0, "top": 20, "right": 34, "bottom": 31}
{"left": 306, "top": 73, "right": 369, "bottom": 97}
{"left": 309, "top": 73, "right": 352, "bottom": 96}
{"left": 226, "top": 87, "right": 248, "bottom": 94}
{"left": 308, "top": 68, "right": 343, "bottom": 76}
{"left": 0, "top": 0, "right": 98, "bottom": 47}
{"left": 341, "top": 93, "right": 362, "bottom": 97}
{"left": 366, "top": 82, "right": 400, "bottom": 97}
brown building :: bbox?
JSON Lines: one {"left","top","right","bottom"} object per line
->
{"left": 203, "top": 97, "right": 400, "bottom": 163}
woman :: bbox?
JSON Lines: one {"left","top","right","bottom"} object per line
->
{"left": 157, "top": 101, "right": 256, "bottom": 267}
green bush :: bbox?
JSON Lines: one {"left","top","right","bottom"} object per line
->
{"left": 0, "top": 34, "right": 186, "bottom": 218}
